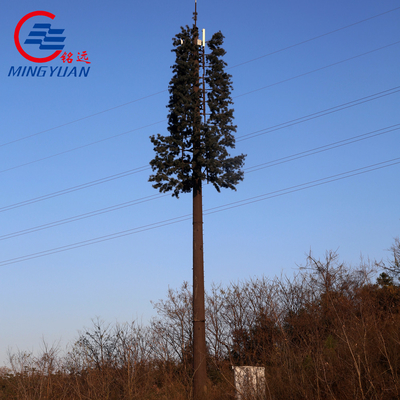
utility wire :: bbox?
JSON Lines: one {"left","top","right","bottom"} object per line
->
{"left": 2, "top": 7, "right": 398, "bottom": 149}
{"left": 205, "top": 158, "right": 400, "bottom": 215}
{"left": 3, "top": 85, "right": 399, "bottom": 175}
{"left": 1, "top": 157, "right": 398, "bottom": 267}
{"left": 0, "top": 214, "right": 193, "bottom": 267}
{"left": 237, "top": 86, "right": 400, "bottom": 141}
{"left": 0, "top": 120, "right": 166, "bottom": 174}
{"left": 1, "top": 102, "right": 398, "bottom": 215}
{"left": 0, "top": 193, "right": 167, "bottom": 240}
{"left": 1, "top": 10, "right": 397, "bottom": 262}
{"left": 234, "top": 41, "right": 400, "bottom": 99}
{"left": 244, "top": 124, "right": 400, "bottom": 173}
{"left": 0, "top": 123, "right": 397, "bottom": 241}
{"left": 228, "top": 6, "right": 400, "bottom": 69}
{"left": 0, "top": 165, "right": 149, "bottom": 213}
{"left": 0, "top": 91, "right": 167, "bottom": 148}
{"left": 1, "top": 40, "right": 396, "bottom": 177}
{"left": 1, "top": 123, "right": 398, "bottom": 241}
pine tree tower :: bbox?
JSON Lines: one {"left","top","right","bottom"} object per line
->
{"left": 149, "top": 2, "right": 245, "bottom": 398}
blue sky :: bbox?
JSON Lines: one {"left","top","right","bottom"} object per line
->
{"left": 1, "top": 0, "right": 399, "bottom": 365}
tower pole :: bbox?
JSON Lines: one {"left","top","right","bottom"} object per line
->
{"left": 192, "top": 1, "right": 207, "bottom": 398}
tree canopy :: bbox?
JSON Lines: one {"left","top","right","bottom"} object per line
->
{"left": 149, "top": 25, "right": 245, "bottom": 197}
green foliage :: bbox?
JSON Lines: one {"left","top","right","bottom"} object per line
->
{"left": 149, "top": 25, "right": 200, "bottom": 197}
{"left": 377, "top": 272, "right": 394, "bottom": 287}
{"left": 324, "top": 334, "right": 336, "bottom": 350}
{"left": 203, "top": 31, "right": 245, "bottom": 192}
{"left": 382, "top": 237, "right": 400, "bottom": 282}
{"left": 149, "top": 26, "right": 245, "bottom": 197}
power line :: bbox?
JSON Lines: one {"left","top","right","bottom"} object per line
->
{"left": 234, "top": 41, "right": 400, "bottom": 99}
{"left": 2, "top": 41, "right": 397, "bottom": 178}
{"left": 0, "top": 214, "right": 193, "bottom": 267}
{"left": 244, "top": 124, "right": 400, "bottom": 173}
{"left": 1, "top": 98, "right": 398, "bottom": 215}
{"left": 205, "top": 158, "right": 400, "bottom": 215}
{"left": 2, "top": 7, "right": 398, "bottom": 149}
{"left": 0, "top": 193, "right": 167, "bottom": 241}
{"left": 0, "top": 165, "right": 149, "bottom": 213}
{"left": 227, "top": 6, "right": 400, "bottom": 70}
{"left": 0, "top": 120, "right": 166, "bottom": 174}
{"left": 1, "top": 157, "right": 398, "bottom": 267}
{"left": 3, "top": 85, "right": 399, "bottom": 175}
{"left": 2, "top": 30, "right": 398, "bottom": 217}
{"left": 1, "top": 123, "right": 398, "bottom": 240}
{"left": 237, "top": 86, "right": 400, "bottom": 141}
{"left": 0, "top": 91, "right": 167, "bottom": 148}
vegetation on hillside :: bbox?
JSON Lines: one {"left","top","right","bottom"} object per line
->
{"left": 1, "top": 239, "right": 399, "bottom": 399}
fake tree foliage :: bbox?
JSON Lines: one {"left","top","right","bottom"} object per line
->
{"left": 149, "top": 25, "right": 245, "bottom": 197}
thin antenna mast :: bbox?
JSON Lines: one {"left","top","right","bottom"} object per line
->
{"left": 193, "top": 0, "right": 198, "bottom": 27}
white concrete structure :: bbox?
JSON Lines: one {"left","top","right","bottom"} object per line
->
{"left": 232, "top": 366, "right": 266, "bottom": 400}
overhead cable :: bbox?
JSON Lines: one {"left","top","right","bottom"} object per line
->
{"left": 2, "top": 7, "right": 398, "bottom": 148}
{"left": 0, "top": 157, "right": 399, "bottom": 267}
{"left": 234, "top": 41, "right": 400, "bottom": 99}
{"left": 3, "top": 86, "right": 399, "bottom": 175}
{"left": 2, "top": 122, "right": 399, "bottom": 240}
{"left": 228, "top": 6, "right": 400, "bottom": 69}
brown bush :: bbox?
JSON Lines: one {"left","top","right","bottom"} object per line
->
{"left": 2, "top": 244, "right": 400, "bottom": 399}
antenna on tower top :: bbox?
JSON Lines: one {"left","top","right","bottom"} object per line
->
{"left": 193, "top": 0, "right": 198, "bottom": 27}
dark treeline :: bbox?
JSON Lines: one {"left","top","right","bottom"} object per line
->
{"left": 1, "top": 239, "right": 400, "bottom": 399}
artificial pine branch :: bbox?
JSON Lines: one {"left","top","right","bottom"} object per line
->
{"left": 149, "top": 26, "right": 245, "bottom": 197}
